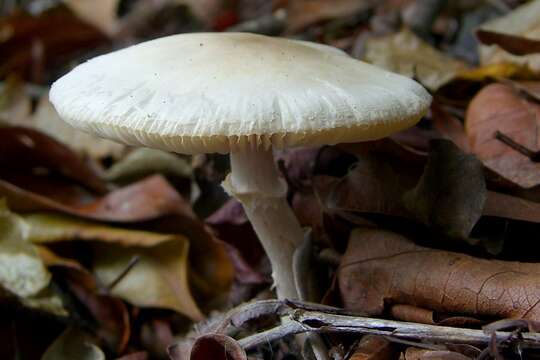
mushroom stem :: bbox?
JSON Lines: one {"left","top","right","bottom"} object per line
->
{"left": 223, "top": 147, "right": 303, "bottom": 300}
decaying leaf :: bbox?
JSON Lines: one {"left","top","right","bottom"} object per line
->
{"left": 479, "top": 0, "right": 540, "bottom": 72}
{"left": 339, "top": 228, "right": 540, "bottom": 321}
{"left": 403, "top": 140, "right": 486, "bottom": 239}
{"left": 364, "top": 29, "right": 467, "bottom": 91}
{"left": 42, "top": 326, "right": 105, "bottom": 360}
{"left": 466, "top": 83, "right": 540, "bottom": 188}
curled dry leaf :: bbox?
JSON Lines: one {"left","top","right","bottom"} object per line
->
{"left": 466, "top": 83, "right": 540, "bottom": 189}
{"left": 339, "top": 228, "right": 540, "bottom": 321}
{"left": 42, "top": 326, "right": 105, "bottom": 360}
{"left": 23, "top": 212, "right": 204, "bottom": 321}
{"left": 93, "top": 240, "right": 204, "bottom": 321}
{"left": 364, "top": 29, "right": 467, "bottom": 91}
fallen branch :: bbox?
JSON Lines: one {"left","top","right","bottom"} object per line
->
{"left": 237, "top": 306, "right": 540, "bottom": 351}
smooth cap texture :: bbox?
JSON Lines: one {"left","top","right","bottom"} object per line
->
{"left": 50, "top": 32, "right": 431, "bottom": 154}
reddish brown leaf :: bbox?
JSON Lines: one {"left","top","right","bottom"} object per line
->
{"left": 465, "top": 83, "right": 540, "bottom": 189}
{"left": 476, "top": 30, "right": 540, "bottom": 56}
{"left": 0, "top": 175, "right": 182, "bottom": 222}
{"left": 339, "top": 228, "right": 540, "bottom": 321}
{"left": 0, "top": 126, "right": 106, "bottom": 193}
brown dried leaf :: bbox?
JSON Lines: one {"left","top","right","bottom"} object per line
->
{"left": 465, "top": 83, "right": 540, "bottom": 188}
{"left": 339, "top": 228, "right": 540, "bottom": 321}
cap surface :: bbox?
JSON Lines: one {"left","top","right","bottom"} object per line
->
{"left": 50, "top": 32, "right": 431, "bottom": 154}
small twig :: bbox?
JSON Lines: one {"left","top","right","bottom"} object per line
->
{"left": 106, "top": 255, "right": 140, "bottom": 291}
{"left": 494, "top": 131, "right": 540, "bottom": 162}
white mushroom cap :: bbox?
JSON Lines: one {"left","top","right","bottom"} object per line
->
{"left": 50, "top": 32, "right": 431, "bottom": 154}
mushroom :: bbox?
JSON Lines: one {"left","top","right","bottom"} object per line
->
{"left": 50, "top": 32, "right": 431, "bottom": 300}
